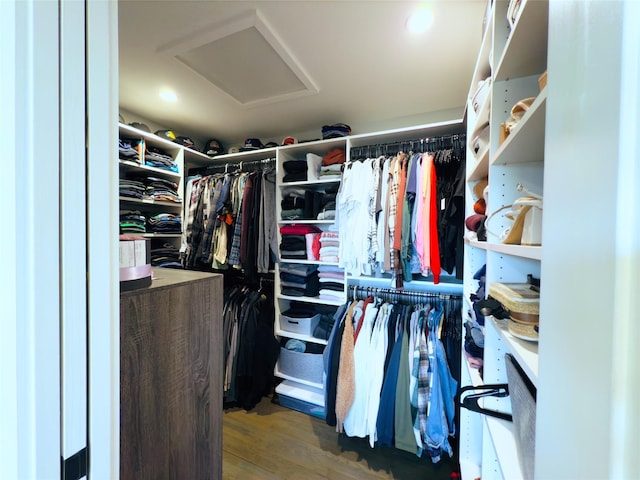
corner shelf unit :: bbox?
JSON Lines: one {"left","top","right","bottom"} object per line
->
{"left": 270, "top": 119, "right": 467, "bottom": 414}
{"left": 273, "top": 137, "right": 349, "bottom": 409}
{"left": 460, "top": 0, "right": 548, "bottom": 479}
{"left": 118, "top": 123, "right": 213, "bottom": 264}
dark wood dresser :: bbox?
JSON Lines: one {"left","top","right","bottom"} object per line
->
{"left": 120, "top": 268, "right": 223, "bottom": 479}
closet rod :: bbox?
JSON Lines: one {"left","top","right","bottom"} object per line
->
{"left": 350, "top": 133, "right": 466, "bottom": 159}
{"left": 349, "top": 285, "right": 460, "bottom": 303}
{"left": 189, "top": 157, "right": 276, "bottom": 176}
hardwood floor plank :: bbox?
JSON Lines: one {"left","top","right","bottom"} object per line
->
{"left": 223, "top": 395, "right": 457, "bottom": 480}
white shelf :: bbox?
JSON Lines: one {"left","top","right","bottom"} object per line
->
{"left": 460, "top": 459, "right": 483, "bottom": 480}
{"left": 280, "top": 178, "right": 341, "bottom": 187}
{"left": 277, "top": 293, "right": 345, "bottom": 306}
{"left": 279, "top": 259, "right": 340, "bottom": 266}
{"left": 488, "top": 243, "right": 542, "bottom": 261}
{"left": 278, "top": 220, "right": 335, "bottom": 225}
{"left": 489, "top": 316, "right": 538, "bottom": 387}
{"left": 463, "top": 353, "right": 484, "bottom": 389}
{"left": 186, "top": 146, "right": 278, "bottom": 167}
{"left": 274, "top": 328, "right": 328, "bottom": 346}
{"left": 465, "top": 238, "right": 542, "bottom": 261}
{"left": 468, "top": 144, "right": 489, "bottom": 182}
{"left": 492, "top": 88, "right": 547, "bottom": 166}
{"left": 468, "top": 2, "right": 494, "bottom": 90}
{"left": 182, "top": 146, "right": 215, "bottom": 163}
{"left": 119, "top": 123, "right": 182, "bottom": 151}
{"left": 471, "top": 95, "right": 492, "bottom": 137}
{"left": 119, "top": 197, "right": 183, "bottom": 208}
{"left": 484, "top": 416, "right": 524, "bottom": 480}
{"left": 118, "top": 159, "right": 181, "bottom": 179}
{"left": 466, "top": 238, "right": 487, "bottom": 251}
{"left": 279, "top": 136, "right": 347, "bottom": 154}
{"left": 275, "top": 380, "right": 324, "bottom": 406}
{"left": 494, "top": 0, "right": 549, "bottom": 82}
{"left": 137, "top": 233, "right": 182, "bottom": 239}
{"left": 274, "top": 368, "right": 324, "bottom": 391}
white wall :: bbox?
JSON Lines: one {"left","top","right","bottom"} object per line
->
{"left": 537, "top": 1, "right": 640, "bottom": 478}
{"left": 0, "top": 2, "right": 20, "bottom": 476}
{"left": 1, "top": 0, "right": 62, "bottom": 478}
{"left": 1, "top": 1, "right": 120, "bottom": 478}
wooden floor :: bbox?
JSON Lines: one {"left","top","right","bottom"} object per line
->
{"left": 223, "top": 394, "right": 458, "bottom": 480}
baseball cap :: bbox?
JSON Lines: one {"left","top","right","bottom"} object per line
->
{"left": 155, "top": 129, "right": 176, "bottom": 141}
{"left": 240, "top": 138, "right": 264, "bottom": 151}
{"left": 174, "top": 136, "right": 199, "bottom": 151}
{"left": 204, "top": 138, "right": 224, "bottom": 157}
{"left": 282, "top": 136, "right": 298, "bottom": 146}
{"left": 264, "top": 141, "right": 278, "bottom": 148}
{"left": 228, "top": 145, "right": 241, "bottom": 154}
{"left": 129, "top": 122, "right": 150, "bottom": 133}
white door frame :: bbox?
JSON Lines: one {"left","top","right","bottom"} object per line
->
{"left": 86, "top": 0, "right": 121, "bottom": 477}
{"left": 1, "top": 0, "right": 62, "bottom": 477}
{"left": 1, "top": 0, "right": 120, "bottom": 478}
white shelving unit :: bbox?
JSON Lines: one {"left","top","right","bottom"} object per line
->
{"left": 273, "top": 138, "right": 348, "bottom": 411}
{"left": 167, "top": 119, "right": 469, "bottom": 421}
{"left": 270, "top": 120, "right": 468, "bottom": 412}
{"left": 118, "top": 123, "right": 188, "bottom": 258}
{"left": 460, "top": 0, "right": 548, "bottom": 478}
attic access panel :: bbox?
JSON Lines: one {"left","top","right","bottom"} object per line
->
{"left": 161, "top": 10, "right": 318, "bottom": 107}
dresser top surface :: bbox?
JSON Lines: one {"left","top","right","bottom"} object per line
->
{"left": 121, "top": 268, "right": 223, "bottom": 296}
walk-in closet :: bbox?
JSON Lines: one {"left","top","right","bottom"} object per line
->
{"left": 113, "top": 1, "right": 640, "bottom": 479}
{"left": 6, "top": 1, "right": 640, "bottom": 479}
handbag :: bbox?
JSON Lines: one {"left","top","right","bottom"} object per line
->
{"left": 505, "top": 353, "right": 537, "bottom": 480}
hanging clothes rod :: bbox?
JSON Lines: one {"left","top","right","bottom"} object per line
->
{"left": 349, "top": 285, "right": 460, "bottom": 303}
{"left": 189, "top": 157, "right": 276, "bottom": 176}
{"left": 350, "top": 133, "right": 466, "bottom": 160}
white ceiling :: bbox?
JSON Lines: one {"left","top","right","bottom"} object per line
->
{"left": 118, "top": 0, "right": 487, "bottom": 150}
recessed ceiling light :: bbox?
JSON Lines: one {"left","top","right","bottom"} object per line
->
{"left": 160, "top": 89, "right": 178, "bottom": 102}
{"left": 406, "top": 8, "right": 433, "bottom": 34}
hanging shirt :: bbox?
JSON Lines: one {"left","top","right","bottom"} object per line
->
{"left": 343, "top": 301, "right": 379, "bottom": 438}
{"left": 337, "top": 161, "right": 372, "bottom": 276}
{"left": 335, "top": 300, "right": 359, "bottom": 433}
{"left": 365, "top": 302, "right": 392, "bottom": 447}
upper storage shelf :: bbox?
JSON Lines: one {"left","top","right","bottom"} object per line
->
{"left": 492, "top": 87, "right": 547, "bottom": 166}
{"left": 494, "top": 0, "right": 549, "bottom": 82}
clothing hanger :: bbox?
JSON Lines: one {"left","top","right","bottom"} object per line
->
{"left": 459, "top": 384, "right": 513, "bottom": 422}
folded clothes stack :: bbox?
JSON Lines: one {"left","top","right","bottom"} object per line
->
{"left": 119, "top": 210, "right": 146, "bottom": 234}
{"left": 151, "top": 242, "right": 182, "bottom": 269}
{"left": 145, "top": 146, "right": 178, "bottom": 173}
{"left": 280, "top": 188, "right": 306, "bottom": 220}
{"left": 317, "top": 264, "right": 345, "bottom": 302}
{"left": 119, "top": 138, "right": 141, "bottom": 162}
{"left": 320, "top": 148, "right": 346, "bottom": 179}
{"left": 282, "top": 160, "right": 308, "bottom": 183}
{"left": 318, "top": 231, "right": 340, "bottom": 263}
{"left": 142, "top": 176, "right": 182, "bottom": 203}
{"left": 279, "top": 263, "right": 320, "bottom": 297}
{"left": 321, "top": 123, "right": 351, "bottom": 139}
{"left": 280, "top": 234, "right": 307, "bottom": 260}
{"left": 280, "top": 224, "right": 322, "bottom": 260}
{"left": 464, "top": 320, "right": 484, "bottom": 373}
{"left": 147, "top": 213, "right": 182, "bottom": 234}
{"left": 119, "top": 178, "right": 146, "bottom": 200}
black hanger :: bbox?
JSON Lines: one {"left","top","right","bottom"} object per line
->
{"left": 459, "top": 384, "right": 513, "bottom": 421}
